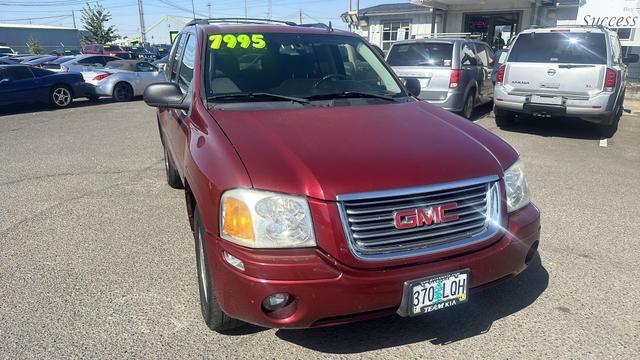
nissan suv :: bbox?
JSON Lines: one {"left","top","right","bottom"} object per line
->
{"left": 387, "top": 38, "right": 495, "bottom": 119}
{"left": 494, "top": 25, "right": 637, "bottom": 137}
{"left": 143, "top": 18, "right": 541, "bottom": 331}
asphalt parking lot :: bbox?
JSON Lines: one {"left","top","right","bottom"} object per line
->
{"left": 1, "top": 100, "right": 639, "bottom": 359}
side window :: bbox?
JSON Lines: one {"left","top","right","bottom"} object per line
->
{"left": 170, "top": 35, "right": 189, "bottom": 82}
{"left": 31, "top": 68, "right": 54, "bottom": 77}
{"left": 7, "top": 67, "right": 34, "bottom": 81}
{"left": 136, "top": 62, "right": 157, "bottom": 72}
{"left": 78, "top": 56, "right": 101, "bottom": 65}
{"left": 476, "top": 44, "right": 493, "bottom": 67}
{"left": 461, "top": 43, "right": 478, "bottom": 66}
{"left": 610, "top": 35, "right": 622, "bottom": 64}
{"left": 178, "top": 35, "right": 197, "bottom": 89}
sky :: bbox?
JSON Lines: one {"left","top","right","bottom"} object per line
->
{"left": 0, "top": 0, "right": 408, "bottom": 44}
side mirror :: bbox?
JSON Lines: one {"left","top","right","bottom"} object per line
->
{"left": 623, "top": 54, "right": 639, "bottom": 64}
{"left": 404, "top": 78, "right": 421, "bottom": 97}
{"left": 143, "top": 82, "right": 190, "bottom": 110}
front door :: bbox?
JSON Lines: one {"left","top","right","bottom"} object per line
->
{"left": 464, "top": 12, "right": 520, "bottom": 50}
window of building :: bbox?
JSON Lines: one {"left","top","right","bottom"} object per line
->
{"left": 612, "top": 28, "right": 632, "bottom": 41}
{"left": 381, "top": 20, "right": 411, "bottom": 51}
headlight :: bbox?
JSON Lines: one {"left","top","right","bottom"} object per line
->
{"left": 504, "top": 159, "right": 531, "bottom": 213}
{"left": 220, "top": 189, "right": 316, "bottom": 248}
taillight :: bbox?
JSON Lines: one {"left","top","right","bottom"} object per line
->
{"left": 93, "top": 73, "right": 111, "bottom": 81}
{"left": 496, "top": 65, "right": 506, "bottom": 85}
{"left": 604, "top": 68, "right": 616, "bottom": 92}
{"left": 449, "top": 69, "right": 462, "bottom": 88}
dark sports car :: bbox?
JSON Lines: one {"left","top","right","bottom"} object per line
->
{"left": 0, "top": 65, "right": 89, "bottom": 109}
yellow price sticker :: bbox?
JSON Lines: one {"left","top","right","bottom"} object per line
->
{"left": 209, "top": 34, "right": 266, "bottom": 50}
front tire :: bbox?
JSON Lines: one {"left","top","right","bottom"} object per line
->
{"left": 49, "top": 85, "right": 73, "bottom": 109}
{"left": 193, "top": 208, "right": 243, "bottom": 332}
{"left": 494, "top": 107, "right": 516, "bottom": 128}
{"left": 112, "top": 82, "right": 134, "bottom": 102}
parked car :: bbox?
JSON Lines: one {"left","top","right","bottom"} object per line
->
{"left": 58, "top": 54, "right": 121, "bottom": 72}
{"left": 82, "top": 44, "right": 133, "bottom": 59}
{"left": 386, "top": 38, "right": 495, "bottom": 119}
{"left": 0, "top": 45, "right": 17, "bottom": 57}
{"left": 83, "top": 60, "right": 163, "bottom": 101}
{"left": 0, "top": 65, "right": 89, "bottom": 108}
{"left": 152, "top": 55, "right": 169, "bottom": 71}
{"left": 130, "top": 47, "right": 156, "bottom": 60}
{"left": 494, "top": 25, "right": 638, "bottom": 137}
{"left": 40, "top": 56, "right": 75, "bottom": 71}
{"left": 15, "top": 55, "right": 49, "bottom": 63}
{"left": 0, "top": 56, "right": 20, "bottom": 64}
{"left": 23, "top": 55, "right": 58, "bottom": 67}
{"left": 49, "top": 48, "right": 81, "bottom": 56}
{"left": 143, "top": 21, "right": 540, "bottom": 331}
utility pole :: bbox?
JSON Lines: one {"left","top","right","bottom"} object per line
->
{"left": 190, "top": 0, "right": 196, "bottom": 19}
{"left": 137, "top": 0, "right": 146, "bottom": 43}
{"left": 207, "top": 1, "right": 212, "bottom": 18}
{"left": 71, "top": 9, "right": 76, "bottom": 29}
{"left": 244, "top": 0, "right": 248, "bottom": 19}
{"left": 299, "top": 8, "right": 302, "bottom": 24}
{"left": 267, "top": 0, "right": 272, "bottom": 19}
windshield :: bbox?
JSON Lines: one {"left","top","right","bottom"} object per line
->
{"left": 387, "top": 43, "right": 454, "bottom": 67}
{"left": 205, "top": 33, "right": 404, "bottom": 100}
{"left": 508, "top": 32, "right": 607, "bottom": 64}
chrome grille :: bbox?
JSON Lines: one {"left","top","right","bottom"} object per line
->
{"left": 337, "top": 176, "right": 502, "bottom": 260}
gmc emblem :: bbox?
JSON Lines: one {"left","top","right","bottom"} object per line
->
{"left": 393, "top": 203, "right": 459, "bottom": 230}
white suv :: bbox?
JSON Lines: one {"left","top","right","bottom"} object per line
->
{"left": 493, "top": 25, "right": 637, "bottom": 137}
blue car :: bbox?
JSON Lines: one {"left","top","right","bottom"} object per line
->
{"left": 0, "top": 65, "right": 89, "bottom": 109}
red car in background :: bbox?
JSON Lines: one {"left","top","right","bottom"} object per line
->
{"left": 143, "top": 20, "right": 541, "bottom": 331}
{"left": 82, "top": 44, "right": 133, "bottom": 59}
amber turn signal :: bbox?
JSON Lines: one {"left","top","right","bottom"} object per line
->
{"left": 222, "top": 197, "right": 255, "bottom": 241}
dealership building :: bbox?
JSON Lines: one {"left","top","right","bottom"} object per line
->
{"left": 0, "top": 23, "right": 81, "bottom": 54}
{"left": 344, "top": 0, "right": 640, "bottom": 50}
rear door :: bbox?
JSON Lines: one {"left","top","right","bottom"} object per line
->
{"left": 387, "top": 42, "right": 454, "bottom": 101}
{"left": 475, "top": 43, "right": 494, "bottom": 102}
{"left": 504, "top": 31, "right": 609, "bottom": 97}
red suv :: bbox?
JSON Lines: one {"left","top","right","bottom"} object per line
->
{"left": 143, "top": 19, "right": 541, "bottom": 331}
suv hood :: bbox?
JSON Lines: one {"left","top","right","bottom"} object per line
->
{"left": 210, "top": 102, "right": 517, "bottom": 201}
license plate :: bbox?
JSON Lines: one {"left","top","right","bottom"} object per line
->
{"left": 530, "top": 95, "right": 563, "bottom": 105}
{"left": 401, "top": 271, "right": 469, "bottom": 316}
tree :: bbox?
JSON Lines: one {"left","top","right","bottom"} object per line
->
{"left": 26, "top": 36, "right": 43, "bottom": 54}
{"left": 81, "top": 3, "right": 118, "bottom": 44}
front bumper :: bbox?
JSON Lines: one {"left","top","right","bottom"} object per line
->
{"left": 206, "top": 203, "right": 541, "bottom": 329}
{"left": 494, "top": 86, "right": 615, "bottom": 123}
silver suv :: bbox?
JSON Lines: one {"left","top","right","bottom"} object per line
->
{"left": 494, "top": 26, "right": 637, "bottom": 137}
{"left": 386, "top": 37, "right": 495, "bottom": 119}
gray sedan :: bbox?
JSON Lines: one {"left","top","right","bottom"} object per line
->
{"left": 83, "top": 60, "right": 164, "bottom": 101}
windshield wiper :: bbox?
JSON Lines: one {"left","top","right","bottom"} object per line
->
{"left": 208, "top": 92, "right": 309, "bottom": 104}
{"left": 306, "top": 91, "right": 398, "bottom": 102}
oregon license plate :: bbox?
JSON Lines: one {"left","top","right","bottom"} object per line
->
{"left": 402, "top": 271, "right": 469, "bottom": 316}
{"left": 530, "top": 95, "right": 563, "bottom": 105}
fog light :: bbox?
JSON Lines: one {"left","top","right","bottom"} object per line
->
{"left": 262, "top": 293, "right": 290, "bottom": 312}
{"left": 223, "top": 251, "right": 245, "bottom": 271}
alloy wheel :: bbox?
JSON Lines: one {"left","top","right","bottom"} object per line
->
{"left": 53, "top": 87, "right": 71, "bottom": 107}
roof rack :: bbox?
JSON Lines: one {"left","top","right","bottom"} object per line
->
{"left": 413, "top": 32, "right": 482, "bottom": 40}
{"left": 186, "top": 17, "right": 297, "bottom": 27}
{"left": 529, "top": 24, "right": 608, "bottom": 32}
